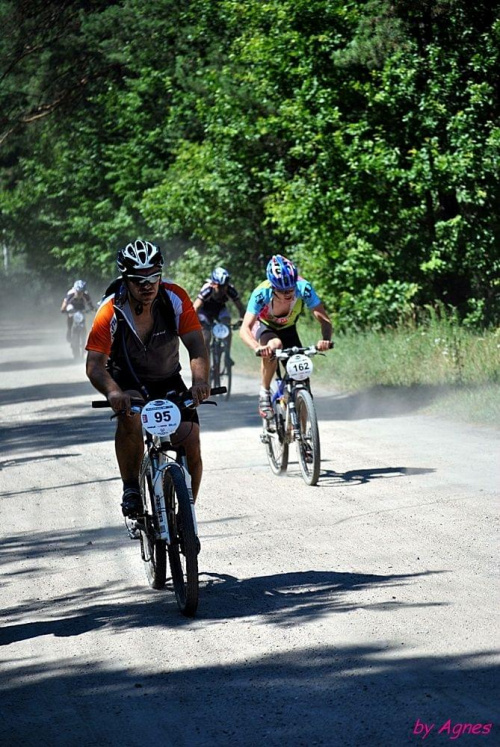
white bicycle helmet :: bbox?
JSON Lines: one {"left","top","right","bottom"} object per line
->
{"left": 117, "top": 239, "right": 164, "bottom": 274}
{"left": 211, "top": 267, "right": 230, "bottom": 285}
{"left": 73, "top": 280, "right": 87, "bottom": 292}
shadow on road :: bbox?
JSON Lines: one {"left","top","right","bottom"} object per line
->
{"left": 318, "top": 466, "right": 435, "bottom": 487}
{"left": 0, "top": 526, "right": 447, "bottom": 631}
{"left": 199, "top": 568, "right": 448, "bottom": 624}
{"left": 0, "top": 358, "right": 77, "bottom": 373}
{"left": 0, "top": 554, "right": 497, "bottom": 744}
{"left": 0, "top": 380, "right": 94, "bottom": 406}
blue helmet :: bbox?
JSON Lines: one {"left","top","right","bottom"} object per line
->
{"left": 211, "top": 267, "right": 230, "bottom": 285}
{"left": 266, "top": 255, "right": 298, "bottom": 290}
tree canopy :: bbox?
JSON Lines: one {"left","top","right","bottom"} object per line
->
{"left": 1, "top": 0, "right": 499, "bottom": 327}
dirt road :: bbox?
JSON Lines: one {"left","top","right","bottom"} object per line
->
{"left": 0, "top": 320, "right": 498, "bottom": 746}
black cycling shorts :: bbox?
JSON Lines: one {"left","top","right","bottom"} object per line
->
{"left": 255, "top": 323, "right": 302, "bottom": 349}
{"left": 117, "top": 373, "right": 199, "bottom": 425}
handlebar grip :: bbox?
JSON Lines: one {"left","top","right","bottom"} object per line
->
{"left": 255, "top": 349, "right": 263, "bottom": 357}
{"left": 209, "top": 386, "right": 228, "bottom": 396}
{"left": 327, "top": 341, "right": 335, "bottom": 349}
{"left": 92, "top": 400, "right": 111, "bottom": 408}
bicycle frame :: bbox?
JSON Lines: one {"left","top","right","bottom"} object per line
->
{"left": 269, "top": 347, "right": 316, "bottom": 437}
{"left": 140, "top": 429, "right": 197, "bottom": 547}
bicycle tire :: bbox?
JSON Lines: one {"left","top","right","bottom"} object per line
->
{"left": 211, "top": 344, "right": 221, "bottom": 389}
{"left": 295, "top": 389, "right": 321, "bottom": 486}
{"left": 71, "top": 328, "right": 83, "bottom": 360}
{"left": 139, "top": 454, "right": 167, "bottom": 589}
{"left": 218, "top": 342, "right": 232, "bottom": 399}
{"left": 164, "top": 464, "right": 199, "bottom": 617}
{"left": 264, "top": 399, "right": 289, "bottom": 475}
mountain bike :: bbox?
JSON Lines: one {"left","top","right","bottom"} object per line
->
{"left": 209, "top": 320, "right": 241, "bottom": 399}
{"left": 92, "top": 386, "right": 226, "bottom": 616}
{"left": 257, "top": 344, "right": 333, "bottom": 486}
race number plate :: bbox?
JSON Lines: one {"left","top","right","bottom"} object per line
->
{"left": 141, "top": 399, "right": 182, "bottom": 437}
{"left": 213, "top": 323, "right": 230, "bottom": 339}
{"left": 286, "top": 354, "right": 313, "bottom": 381}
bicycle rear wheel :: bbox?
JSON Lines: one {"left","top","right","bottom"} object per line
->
{"left": 264, "top": 400, "right": 289, "bottom": 475}
{"left": 295, "top": 389, "right": 320, "bottom": 486}
{"left": 139, "top": 454, "right": 167, "bottom": 589}
{"left": 164, "top": 464, "right": 199, "bottom": 617}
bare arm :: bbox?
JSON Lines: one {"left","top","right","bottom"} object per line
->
{"left": 312, "top": 303, "right": 333, "bottom": 350}
{"left": 86, "top": 350, "right": 131, "bottom": 413}
{"left": 193, "top": 297, "right": 203, "bottom": 312}
{"left": 239, "top": 310, "right": 259, "bottom": 351}
{"left": 181, "top": 329, "right": 210, "bottom": 404}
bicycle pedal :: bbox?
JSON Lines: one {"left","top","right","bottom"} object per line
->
{"left": 125, "top": 518, "right": 141, "bottom": 540}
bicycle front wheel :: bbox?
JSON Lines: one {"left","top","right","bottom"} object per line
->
{"left": 211, "top": 345, "right": 221, "bottom": 389}
{"left": 295, "top": 389, "right": 321, "bottom": 486}
{"left": 164, "top": 464, "right": 199, "bottom": 617}
{"left": 139, "top": 454, "right": 167, "bottom": 589}
{"left": 264, "top": 400, "right": 289, "bottom": 475}
{"left": 71, "top": 328, "right": 84, "bottom": 360}
{"left": 218, "top": 343, "right": 232, "bottom": 399}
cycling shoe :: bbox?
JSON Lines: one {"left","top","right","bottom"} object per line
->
{"left": 121, "top": 488, "right": 142, "bottom": 517}
{"left": 258, "top": 392, "right": 273, "bottom": 420}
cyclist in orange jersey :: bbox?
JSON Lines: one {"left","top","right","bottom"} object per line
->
{"left": 86, "top": 239, "right": 210, "bottom": 517}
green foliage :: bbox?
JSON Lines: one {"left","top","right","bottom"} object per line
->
{"left": 1, "top": 0, "right": 499, "bottom": 326}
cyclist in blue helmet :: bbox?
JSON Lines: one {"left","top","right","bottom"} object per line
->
{"left": 240, "top": 254, "right": 332, "bottom": 418}
{"left": 193, "top": 266, "right": 246, "bottom": 350}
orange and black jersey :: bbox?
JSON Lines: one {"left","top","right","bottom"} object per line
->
{"left": 86, "top": 280, "right": 201, "bottom": 384}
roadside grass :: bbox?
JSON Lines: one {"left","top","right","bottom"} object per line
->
{"left": 231, "top": 319, "right": 500, "bottom": 427}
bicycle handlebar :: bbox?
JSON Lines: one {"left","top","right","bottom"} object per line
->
{"left": 92, "top": 386, "right": 227, "bottom": 410}
{"left": 212, "top": 320, "right": 242, "bottom": 330}
{"left": 255, "top": 342, "right": 334, "bottom": 358}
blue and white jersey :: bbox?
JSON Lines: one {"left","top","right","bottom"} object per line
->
{"left": 246, "top": 278, "right": 321, "bottom": 329}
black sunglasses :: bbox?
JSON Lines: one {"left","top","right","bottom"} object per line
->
{"left": 126, "top": 272, "right": 162, "bottom": 285}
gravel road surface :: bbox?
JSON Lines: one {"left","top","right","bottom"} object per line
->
{"left": 0, "top": 320, "right": 498, "bottom": 746}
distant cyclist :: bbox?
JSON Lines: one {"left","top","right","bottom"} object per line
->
{"left": 239, "top": 254, "right": 332, "bottom": 418}
{"left": 60, "top": 279, "right": 95, "bottom": 341}
{"left": 193, "top": 267, "right": 246, "bottom": 351}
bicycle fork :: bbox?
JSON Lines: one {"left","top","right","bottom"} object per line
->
{"left": 152, "top": 458, "right": 171, "bottom": 544}
{"left": 154, "top": 460, "right": 199, "bottom": 541}
{"left": 182, "top": 465, "right": 199, "bottom": 537}
{"left": 287, "top": 397, "right": 301, "bottom": 441}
